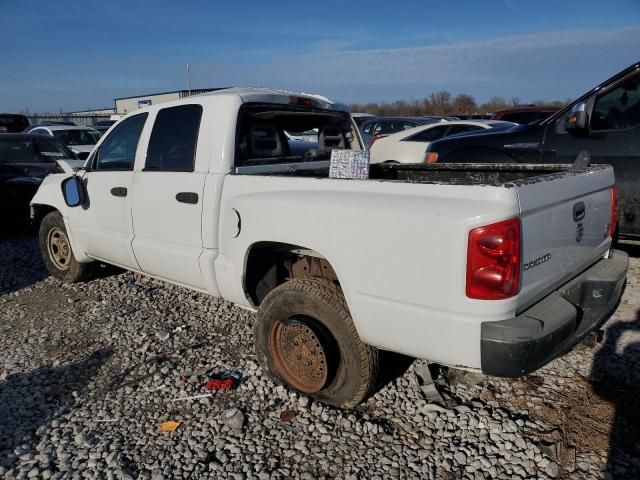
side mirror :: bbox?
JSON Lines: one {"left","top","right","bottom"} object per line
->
{"left": 565, "top": 102, "right": 589, "bottom": 133}
{"left": 76, "top": 151, "right": 90, "bottom": 160}
{"left": 61, "top": 175, "right": 85, "bottom": 207}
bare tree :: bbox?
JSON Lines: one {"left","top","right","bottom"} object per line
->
{"left": 452, "top": 94, "right": 477, "bottom": 114}
{"left": 349, "top": 92, "right": 567, "bottom": 116}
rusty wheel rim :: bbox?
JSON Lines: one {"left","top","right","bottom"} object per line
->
{"left": 270, "top": 317, "right": 329, "bottom": 393}
{"left": 47, "top": 227, "right": 71, "bottom": 270}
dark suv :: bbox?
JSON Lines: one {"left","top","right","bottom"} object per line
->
{"left": 426, "top": 61, "right": 640, "bottom": 239}
{"left": 0, "top": 133, "right": 77, "bottom": 220}
{"left": 0, "top": 113, "right": 29, "bottom": 133}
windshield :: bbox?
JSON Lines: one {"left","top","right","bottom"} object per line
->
{"left": 53, "top": 129, "right": 101, "bottom": 146}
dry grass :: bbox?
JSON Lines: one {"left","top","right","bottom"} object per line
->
{"left": 495, "top": 374, "right": 639, "bottom": 458}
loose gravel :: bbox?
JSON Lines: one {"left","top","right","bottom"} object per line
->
{"left": 1, "top": 229, "right": 639, "bottom": 479}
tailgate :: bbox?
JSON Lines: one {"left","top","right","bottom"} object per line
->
{"left": 515, "top": 165, "right": 615, "bottom": 311}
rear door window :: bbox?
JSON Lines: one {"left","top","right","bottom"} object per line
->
{"left": 404, "top": 125, "right": 448, "bottom": 142}
{"left": 145, "top": 104, "right": 202, "bottom": 172}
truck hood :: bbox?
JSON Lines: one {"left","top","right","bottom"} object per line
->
{"left": 426, "top": 123, "right": 546, "bottom": 157}
{"left": 56, "top": 159, "right": 86, "bottom": 173}
{"left": 68, "top": 144, "right": 95, "bottom": 154}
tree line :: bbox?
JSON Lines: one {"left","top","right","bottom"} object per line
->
{"left": 348, "top": 91, "right": 571, "bottom": 116}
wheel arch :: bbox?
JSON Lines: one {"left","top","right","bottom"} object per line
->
{"left": 243, "top": 241, "right": 342, "bottom": 307}
{"left": 32, "top": 203, "right": 92, "bottom": 264}
{"left": 30, "top": 203, "right": 58, "bottom": 229}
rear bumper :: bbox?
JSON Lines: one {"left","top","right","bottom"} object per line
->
{"left": 481, "top": 249, "right": 628, "bottom": 377}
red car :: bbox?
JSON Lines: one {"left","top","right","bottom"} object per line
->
{"left": 491, "top": 106, "right": 560, "bottom": 124}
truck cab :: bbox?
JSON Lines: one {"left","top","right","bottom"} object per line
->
{"left": 426, "top": 61, "right": 640, "bottom": 239}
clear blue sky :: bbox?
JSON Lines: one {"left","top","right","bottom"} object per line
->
{"left": 1, "top": 0, "right": 639, "bottom": 112}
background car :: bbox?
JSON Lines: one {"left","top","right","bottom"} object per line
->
{"left": 351, "top": 112, "right": 376, "bottom": 127}
{"left": 34, "top": 120, "right": 77, "bottom": 126}
{"left": 0, "top": 113, "right": 30, "bottom": 133}
{"left": 370, "top": 120, "right": 517, "bottom": 164}
{"left": 360, "top": 116, "right": 448, "bottom": 149}
{"left": 424, "top": 61, "right": 640, "bottom": 239}
{"left": 27, "top": 125, "right": 101, "bottom": 159}
{"left": 0, "top": 133, "right": 77, "bottom": 220}
{"left": 491, "top": 106, "right": 560, "bottom": 124}
{"left": 93, "top": 119, "right": 117, "bottom": 134}
{"left": 455, "top": 114, "right": 494, "bottom": 120}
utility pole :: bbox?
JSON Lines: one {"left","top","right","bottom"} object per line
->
{"left": 187, "top": 64, "right": 191, "bottom": 96}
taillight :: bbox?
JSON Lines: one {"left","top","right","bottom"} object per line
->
{"left": 426, "top": 152, "right": 438, "bottom": 164}
{"left": 466, "top": 217, "right": 521, "bottom": 300}
{"left": 609, "top": 186, "right": 617, "bottom": 238}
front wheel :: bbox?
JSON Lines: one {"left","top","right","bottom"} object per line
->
{"left": 254, "top": 278, "right": 380, "bottom": 408}
{"left": 39, "top": 211, "right": 94, "bottom": 283}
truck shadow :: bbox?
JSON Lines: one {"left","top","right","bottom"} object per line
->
{"left": 0, "top": 221, "right": 122, "bottom": 295}
{"left": 590, "top": 313, "right": 640, "bottom": 478}
{"left": 0, "top": 348, "right": 112, "bottom": 471}
{"left": 370, "top": 351, "right": 415, "bottom": 397}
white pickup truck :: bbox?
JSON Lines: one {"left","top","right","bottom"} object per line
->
{"left": 30, "top": 88, "right": 628, "bottom": 408}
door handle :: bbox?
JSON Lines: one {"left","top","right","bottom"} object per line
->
{"left": 573, "top": 201, "right": 586, "bottom": 222}
{"left": 110, "top": 187, "right": 127, "bottom": 197}
{"left": 176, "top": 192, "right": 199, "bottom": 204}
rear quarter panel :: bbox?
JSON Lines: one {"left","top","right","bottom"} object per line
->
{"left": 215, "top": 175, "right": 521, "bottom": 369}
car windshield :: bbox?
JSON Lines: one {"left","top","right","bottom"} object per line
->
{"left": 53, "top": 129, "right": 101, "bottom": 146}
{"left": 0, "top": 139, "right": 33, "bottom": 163}
{"left": 34, "top": 137, "right": 77, "bottom": 160}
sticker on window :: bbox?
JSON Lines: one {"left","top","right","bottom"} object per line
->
{"left": 40, "top": 152, "right": 65, "bottom": 157}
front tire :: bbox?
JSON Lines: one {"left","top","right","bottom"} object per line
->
{"left": 39, "top": 211, "right": 94, "bottom": 283}
{"left": 255, "top": 278, "right": 380, "bottom": 408}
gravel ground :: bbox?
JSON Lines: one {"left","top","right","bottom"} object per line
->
{"left": 1, "top": 228, "right": 639, "bottom": 480}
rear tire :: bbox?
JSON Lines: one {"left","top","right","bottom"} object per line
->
{"left": 39, "top": 211, "right": 94, "bottom": 283}
{"left": 254, "top": 277, "right": 380, "bottom": 408}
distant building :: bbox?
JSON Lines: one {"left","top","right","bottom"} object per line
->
{"left": 65, "top": 107, "right": 116, "bottom": 116}
{"left": 114, "top": 88, "right": 224, "bottom": 114}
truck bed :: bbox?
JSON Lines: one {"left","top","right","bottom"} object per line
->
{"left": 235, "top": 160, "right": 608, "bottom": 187}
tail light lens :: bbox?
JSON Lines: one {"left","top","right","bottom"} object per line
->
{"left": 426, "top": 152, "right": 439, "bottom": 164}
{"left": 609, "top": 186, "right": 617, "bottom": 238}
{"left": 466, "top": 217, "right": 521, "bottom": 300}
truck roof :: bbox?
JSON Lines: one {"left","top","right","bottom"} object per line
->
{"left": 193, "top": 87, "right": 344, "bottom": 110}
{"left": 122, "top": 87, "right": 349, "bottom": 118}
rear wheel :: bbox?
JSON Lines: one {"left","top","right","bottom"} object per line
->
{"left": 255, "top": 277, "right": 380, "bottom": 408}
{"left": 39, "top": 211, "right": 94, "bottom": 283}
